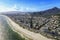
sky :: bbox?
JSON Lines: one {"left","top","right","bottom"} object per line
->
{"left": 0, "top": 0, "right": 60, "bottom": 12}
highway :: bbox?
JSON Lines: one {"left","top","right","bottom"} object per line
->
{"left": 0, "top": 15, "right": 52, "bottom": 40}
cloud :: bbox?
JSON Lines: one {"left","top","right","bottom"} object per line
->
{"left": 0, "top": 4, "right": 17, "bottom": 12}
{"left": 0, "top": 4, "right": 37, "bottom": 12}
{"left": 18, "top": 7, "right": 37, "bottom": 12}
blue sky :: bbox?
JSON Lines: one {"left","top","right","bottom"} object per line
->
{"left": 0, "top": 0, "right": 60, "bottom": 12}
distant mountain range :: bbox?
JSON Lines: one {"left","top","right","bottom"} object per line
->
{"left": 1, "top": 7, "right": 60, "bottom": 17}
{"left": 31, "top": 7, "right": 60, "bottom": 16}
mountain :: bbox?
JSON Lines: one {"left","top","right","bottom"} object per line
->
{"left": 1, "top": 7, "right": 60, "bottom": 18}
{"left": 42, "top": 7, "right": 60, "bottom": 15}
{"left": 31, "top": 7, "right": 60, "bottom": 17}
